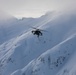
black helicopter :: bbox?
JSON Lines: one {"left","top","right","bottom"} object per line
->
{"left": 31, "top": 26, "right": 47, "bottom": 38}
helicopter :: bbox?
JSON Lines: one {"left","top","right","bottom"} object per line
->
{"left": 31, "top": 26, "right": 47, "bottom": 38}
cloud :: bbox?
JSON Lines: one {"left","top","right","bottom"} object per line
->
{"left": 0, "top": 0, "right": 76, "bottom": 18}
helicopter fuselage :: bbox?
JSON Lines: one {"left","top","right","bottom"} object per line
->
{"left": 32, "top": 29, "right": 42, "bottom": 37}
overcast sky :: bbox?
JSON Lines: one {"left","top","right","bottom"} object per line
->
{"left": 0, "top": 0, "right": 76, "bottom": 18}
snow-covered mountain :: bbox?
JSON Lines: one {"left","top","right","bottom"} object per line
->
{"left": 0, "top": 11, "right": 76, "bottom": 75}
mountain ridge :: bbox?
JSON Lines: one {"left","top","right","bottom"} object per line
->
{"left": 0, "top": 11, "right": 76, "bottom": 75}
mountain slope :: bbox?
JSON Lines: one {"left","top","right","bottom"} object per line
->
{"left": 0, "top": 11, "right": 76, "bottom": 75}
{"left": 0, "top": 11, "right": 55, "bottom": 44}
{"left": 19, "top": 34, "right": 76, "bottom": 75}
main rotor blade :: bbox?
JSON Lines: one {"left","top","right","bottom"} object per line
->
{"left": 39, "top": 29, "right": 48, "bottom": 32}
{"left": 29, "top": 25, "right": 48, "bottom": 32}
{"left": 30, "top": 26, "right": 37, "bottom": 29}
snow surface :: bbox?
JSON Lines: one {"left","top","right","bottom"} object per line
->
{"left": 0, "top": 11, "right": 76, "bottom": 75}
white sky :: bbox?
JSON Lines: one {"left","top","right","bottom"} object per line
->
{"left": 0, "top": 0, "right": 76, "bottom": 18}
